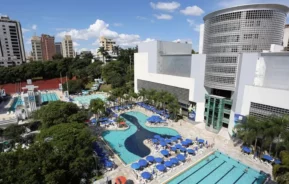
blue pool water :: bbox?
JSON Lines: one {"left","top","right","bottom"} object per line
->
{"left": 10, "top": 93, "right": 59, "bottom": 111}
{"left": 168, "top": 151, "right": 267, "bottom": 184}
{"left": 74, "top": 94, "right": 106, "bottom": 105}
{"left": 102, "top": 111, "right": 179, "bottom": 164}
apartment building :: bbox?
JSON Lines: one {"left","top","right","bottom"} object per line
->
{"left": 41, "top": 34, "right": 56, "bottom": 61}
{"left": 31, "top": 36, "right": 42, "bottom": 61}
{"left": 55, "top": 42, "right": 62, "bottom": 55}
{"left": 62, "top": 35, "right": 74, "bottom": 58}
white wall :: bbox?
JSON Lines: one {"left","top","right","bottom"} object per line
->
{"left": 241, "top": 85, "right": 289, "bottom": 115}
{"left": 190, "top": 54, "right": 206, "bottom": 102}
{"left": 138, "top": 41, "right": 158, "bottom": 73}
{"left": 159, "top": 41, "right": 191, "bottom": 55}
{"left": 283, "top": 26, "right": 289, "bottom": 47}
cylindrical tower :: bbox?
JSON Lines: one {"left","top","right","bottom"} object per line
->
{"left": 203, "top": 4, "right": 289, "bottom": 91}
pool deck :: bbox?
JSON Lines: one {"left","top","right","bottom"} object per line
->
{"left": 94, "top": 106, "right": 272, "bottom": 184}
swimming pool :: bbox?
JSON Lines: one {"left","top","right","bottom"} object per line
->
{"left": 102, "top": 111, "right": 179, "bottom": 164}
{"left": 168, "top": 151, "right": 266, "bottom": 184}
{"left": 73, "top": 94, "right": 106, "bottom": 105}
{"left": 10, "top": 93, "right": 59, "bottom": 111}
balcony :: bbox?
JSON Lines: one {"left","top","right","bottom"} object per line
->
{"left": 222, "top": 117, "right": 229, "bottom": 124}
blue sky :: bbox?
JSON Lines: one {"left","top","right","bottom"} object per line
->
{"left": 1, "top": 0, "right": 289, "bottom": 55}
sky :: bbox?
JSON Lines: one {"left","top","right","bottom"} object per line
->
{"left": 1, "top": 0, "right": 289, "bottom": 55}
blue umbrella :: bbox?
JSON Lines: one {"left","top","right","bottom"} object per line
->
{"left": 164, "top": 161, "right": 173, "bottom": 167}
{"left": 159, "top": 138, "right": 165, "bottom": 142}
{"left": 104, "top": 160, "right": 113, "bottom": 168}
{"left": 170, "top": 146, "right": 177, "bottom": 151}
{"left": 242, "top": 146, "right": 251, "bottom": 153}
{"left": 170, "top": 158, "right": 179, "bottom": 165}
{"left": 155, "top": 157, "right": 163, "bottom": 163}
{"left": 176, "top": 154, "right": 186, "bottom": 162}
{"left": 181, "top": 141, "right": 189, "bottom": 146}
{"left": 165, "top": 139, "right": 172, "bottom": 144}
{"left": 160, "top": 141, "right": 167, "bottom": 147}
{"left": 156, "top": 164, "right": 166, "bottom": 172}
{"left": 98, "top": 117, "right": 109, "bottom": 122}
{"left": 141, "top": 172, "right": 152, "bottom": 179}
{"left": 90, "top": 118, "right": 97, "bottom": 123}
{"left": 161, "top": 150, "right": 169, "bottom": 156}
{"left": 152, "top": 139, "right": 158, "bottom": 144}
{"left": 154, "top": 135, "right": 161, "bottom": 139}
{"left": 274, "top": 159, "right": 282, "bottom": 164}
{"left": 198, "top": 139, "right": 204, "bottom": 143}
{"left": 196, "top": 137, "right": 198, "bottom": 141}
{"left": 138, "top": 159, "right": 148, "bottom": 167}
{"left": 262, "top": 155, "right": 273, "bottom": 161}
{"left": 171, "top": 137, "right": 178, "bottom": 142}
{"left": 185, "top": 139, "right": 192, "bottom": 144}
{"left": 175, "top": 144, "right": 182, "bottom": 149}
{"left": 131, "top": 163, "right": 140, "bottom": 170}
{"left": 187, "top": 149, "right": 195, "bottom": 154}
{"left": 176, "top": 135, "right": 182, "bottom": 139}
{"left": 146, "top": 155, "right": 155, "bottom": 163}
{"left": 180, "top": 147, "right": 187, "bottom": 152}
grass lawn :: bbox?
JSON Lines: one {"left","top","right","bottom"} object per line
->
{"left": 85, "top": 82, "right": 94, "bottom": 89}
{"left": 99, "top": 84, "right": 112, "bottom": 92}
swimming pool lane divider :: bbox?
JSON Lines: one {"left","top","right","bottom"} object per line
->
{"left": 233, "top": 170, "right": 247, "bottom": 184}
{"left": 162, "top": 149, "right": 216, "bottom": 184}
{"left": 176, "top": 155, "right": 218, "bottom": 184}
{"left": 214, "top": 165, "right": 236, "bottom": 184}
{"left": 195, "top": 161, "right": 226, "bottom": 184}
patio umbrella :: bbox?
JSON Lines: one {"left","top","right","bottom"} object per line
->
{"left": 262, "top": 155, "right": 273, "bottom": 162}
{"left": 175, "top": 144, "right": 182, "bottom": 149}
{"left": 164, "top": 161, "right": 173, "bottom": 167}
{"left": 165, "top": 139, "right": 172, "bottom": 144}
{"left": 154, "top": 135, "right": 161, "bottom": 139}
{"left": 152, "top": 139, "right": 158, "bottom": 144}
{"left": 175, "top": 135, "right": 182, "bottom": 139}
{"left": 185, "top": 139, "right": 193, "bottom": 144}
{"left": 98, "top": 117, "right": 109, "bottom": 122}
{"left": 171, "top": 137, "right": 178, "bottom": 142}
{"left": 90, "top": 118, "right": 97, "bottom": 123}
{"left": 170, "top": 158, "right": 179, "bottom": 165}
{"left": 180, "top": 147, "right": 187, "bottom": 152}
{"left": 176, "top": 154, "right": 186, "bottom": 162}
{"left": 146, "top": 155, "right": 155, "bottom": 163}
{"left": 104, "top": 160, "right": 113, "bottom": 168}
{"left": 138, "top": 159, "right": 148, "bottom": 167}
{"left": 131, "top": 163, "right": 140, "bottom": 170}
{"left": 160, "top": 141, "right": 167, "bottom": 147}
{"left": 274, "top": 159, "right": 282, "bottom": 164}
{"left": 125, "top": 180, "right": 134, "bottom": 184}
{"left": 115, "top": 176, "right": 127, "bottom": 184}
{"left": 141, "top": 172, "right": 152, "bottom": 179}
{"left": 159, "top": 138, "right": 165, "bottom": 142}
{"left": 156, "top": 164, "right": 166, "bottom": 172}
{"left": 155, "top": 157, "right": 163, "bottom": 163}
{"left": 196, "top": 137, "right": 198, "bottom": 141}
{"left": 161, "top": 149, "right": 169, "bottom": 156}
{"left": 181, "top": 141, "right": 189, "bottom": 146}
{"left": 187, "top": 149, "right": 195, "bottom": 154}
{"left": 170, "top": 146, "right": 177, "bottom": 151}
{"left": 242, "top": 146, "right": 251, "bottom": 154}
{"left": 198, "top": 139, "right": 204, "bottom": 143}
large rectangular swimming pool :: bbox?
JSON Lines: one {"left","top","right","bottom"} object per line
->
{"left": 168, "top": 151, "right": 266, "bottom": 184}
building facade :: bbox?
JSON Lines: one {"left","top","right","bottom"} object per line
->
{"left": 0, "top": 16, "right": 25, "bottom": 67}
{"left": 100, "top": 36, "right": 115, "bottom": 51}
{"left": 55, "top": 42, "right": 62, "bottom": 55}
{"left": 202, "top": 4, "right": 289, "bottom": 132}
{"left": 31, "top": 36, "right": 42, "bottom": 61}
{"left": 41, "top": 34, "right": 56, "bottom": 61}
{"left": 284, "top": 24, "right": 289, "bottom": 51}
{"left": 62, "top": 35, "right": 74, "bottom": 58}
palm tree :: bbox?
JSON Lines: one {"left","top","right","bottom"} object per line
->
{"left": 112, "top": 45, "right": 120, "bottom": 55}
{"left": 98, "top": 47, "right": 108, "bottom": 63}
{"left": 89, "top": 99, "right": 105, "bottom": 121}
{"left": 138, "top": 88, "right": 147, "bottom": 102}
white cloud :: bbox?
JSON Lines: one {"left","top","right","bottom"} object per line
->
{"left": 25, "top": 37, "right": 32, "bottom": 45}
{"left": 32, "top": 24, "right": 37, "bottom": 30}
{"left": 186, "top": 19, "right": 201, "bottom": 32}
{"left": 136, "top": 16, "right": 148, "bottom": 20}
{"left": 113, "top": 23, "right": 123, "bottom": 27}
{"left": 22, "top": 28, "right": 30, "bottom": 33}
{"left": 150, "top": 1, "right": 180, "bottom": 12}
{"left": 173, "top": 39, "right": 192, "bottom": 44}
{"left": 180, "top": 6, "right": 204, "bottom": 16}
{"left": 143, "top": 38, "right": 156, "bottom": 42}
{"left": 154, "top": 14, "right": 173, "bottom": 20}
{"left": 73, "top": 41, "right": 80, "bottom": 47}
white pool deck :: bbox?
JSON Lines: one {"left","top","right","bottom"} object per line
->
{"left": 94, "top": 106, "right": 272, "bottom": 184}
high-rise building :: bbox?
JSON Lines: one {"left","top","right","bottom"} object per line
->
{"left": 31, "top": 36, "right": 42, "bottom": 61}
{"left": 0, "top": 16, "right": 26, "bottom": 67}
{"left": 283, "top": 24, "right": 289, "bottom": 51}
{"left": 100, "top": 36, "right": 115, "bottom": 51}
{"left": 202, "top": 4, "right": 289, "bottom": 131}
{"left": 62, "top": 35, "right": 74, "bottom": 58}
{"left": 55, "top": 42, "right": 62, "bottom": 55}
{"left": 41, "top": 34, "right": 55, "bottom": 61}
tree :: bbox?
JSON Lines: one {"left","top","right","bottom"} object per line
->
{"left": 3, "top": 124, "right": 25, "bottom": 142}
{"left": 89, "top": 99, "right": 105, "bottom": 119}
{"left": 33, "top": 101, "right": 80, "bottom": 128}
{"left": 62, "top": 79, "right": 84, "bottom": 94}
{"left": 52, "top": 53, "right": 63, "bottom": 60}
{"left": 98, "top": 47, "right": 108, "bottom": 63}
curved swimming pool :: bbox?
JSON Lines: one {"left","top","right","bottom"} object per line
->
{"left": 102, "top": 111, "right": 179, "bottom": 164}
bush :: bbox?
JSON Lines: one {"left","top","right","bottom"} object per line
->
{"left": 62, "top": 80, "right": 84, "bottom": 94}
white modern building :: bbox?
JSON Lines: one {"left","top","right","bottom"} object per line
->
{"left": 284, "top": 24, "right": 289, "bottom": 50}
{"left": 0, "top": 16, "right": 26, "bottom": 67}
{"left": 62, "top": 35, "right": 74, "bottom": 58}
{"left": 134, "top": 4, "right": 289, "bottom": 137}
{"left": 31, "top": 36, "right": 42, "bottom": 61}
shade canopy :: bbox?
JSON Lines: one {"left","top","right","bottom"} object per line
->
{"left": 171, "top": 137, "right": 178, "bottom": 142}
{"left": 187, "top": 149, "right": 195, "bottom": 154}
{"left": 154, "top": 135, "right": 161, "bottom": 139}
{"left": 104, "top": 160, "right": 113, "bottom": 167}
{"left": 263, "top": 155, "right": 273, "bottom": 161}
{"left": 165, "top": 139, "right": 172, "bottom": 144}
{"left": 274, "top": 159, "right": 282, "bottom": 164}
{"left": 175, "top": 135, "right": 182, "bottom": 139}
{"left": 185, "top": 139, "right": 192, "bottom": 144}
{"left": 125, "top": 179, "right": 134, "bottom": 184}
{"left": 164, "top": 161, "right": 173, "bottom": 167}
{"left": 161, "top": 150, "right": 169, "bottom": 156}
{"left": 155, "top": 157, "right": 163, "bottom": 163}
{"left": 115, "top": 176, "right": 127, "bottom": 184}
{"left": 152, "top": 139, "right": 158, "bottom": 144}
{"left": 141, "top": 172, "right": 152, "bottom": 179}
{"left": 160, "top": 141, "right": 167, "bottom": 147}
{"left": 242, "top": 146, "right": 251, "bottom": 153}
{"left": 175, "top": 144, "right": 182, "bottom": 149}
{"left": 98, "top": 117, "right": 109, "bottom": 122}
{"left": 146, "top": 155, "right": 155, "bottom": 162}
{"left": 131, "top": 163, "right": 140, "bottom": 170}
{"left": 138, "top": 159, "right": 148, "bottom": 167}
{"left": 198, "top": 139, "right": 205, "bottom": 143}
{"left": 176, "top": 154, "right": 186, "bottom": 161}
{"left": 181, "top": 141, "right": 189, "bottom": 146}
{"left": 156, "top": 164, "right": 166, "bottom": 171}
{"left": 170, "top": 146, "right": 177, "bottom": 151}
{"left": 180, "top": 147, "right": 187, "bottom": 152}
{"left": 170, "top": 157, "right": 179, "bottom": 164}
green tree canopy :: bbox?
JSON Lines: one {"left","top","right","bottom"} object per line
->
{"left": 62, "top": 79, "right": 84, "bottom": 94}
{"left": 52, "top": 53, "right": 63, "bottom": 60}
{"left": 3, "top": 124, "right": 25, "bottom": 142}
{"left": 89, "top": 99, "right": 105, "bottom": 118}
